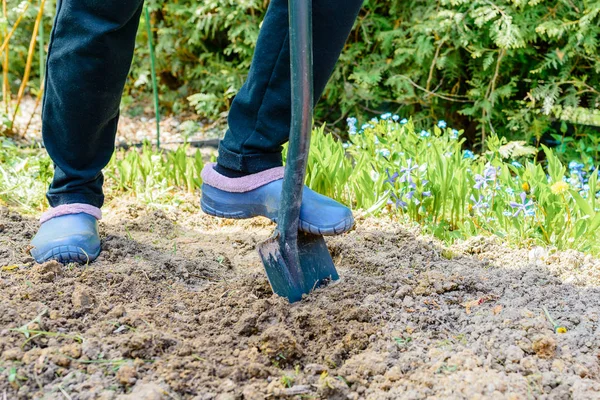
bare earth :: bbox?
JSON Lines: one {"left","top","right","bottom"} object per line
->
{"left": 0, "top": 199, "right": 599, "bottom": 399}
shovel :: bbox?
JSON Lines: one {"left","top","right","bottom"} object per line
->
{"left": 257, "top": 0, "right": 339, "bottom": 303}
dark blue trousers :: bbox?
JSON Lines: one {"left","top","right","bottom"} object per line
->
{"left": 43, "top": 0, "right": 363, "bottom": 208}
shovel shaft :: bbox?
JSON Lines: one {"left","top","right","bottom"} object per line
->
{"left": 278, "top": 0, "right": 313, "bottom": 247}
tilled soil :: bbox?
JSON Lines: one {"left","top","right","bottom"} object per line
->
{"left": 0, "top": 200, "right": 599, "bottom": 399}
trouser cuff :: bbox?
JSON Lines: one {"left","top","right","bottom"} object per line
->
{"left": 46, "top": 193, "right": 104, "bottom": 209}
{"left": 217, "top": 143, "right": 283, "bottom": 174}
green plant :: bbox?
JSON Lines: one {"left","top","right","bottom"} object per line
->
{"left": 0, "top": 137, "right": 51, "bottom": 211}
{"left": 299, "top": 116, "right": 600, "bottom": 254}
{"left": 104, "top": 142, "right": 205, "bottom": 204}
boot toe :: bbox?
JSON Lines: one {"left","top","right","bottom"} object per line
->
{"left": 299, "top": 187, "right": 354, "bottom": 235}
{"left": 30, "top": 213, "right": 101, "bottom": 264}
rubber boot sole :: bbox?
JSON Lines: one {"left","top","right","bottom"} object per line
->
{"left": 31, "top": 245, "right": 101, "bottom": 265}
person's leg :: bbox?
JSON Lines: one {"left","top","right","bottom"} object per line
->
{"left": 43, "top": 0, "right": 144, "bottom": 207}
{"left": 32, "top": 0, "right": 144, "bottom": 264}
{"left": 218, "top": 0, "right": 364, "bottom": 174}
{"left": 202, "top": 0, "right": 363, "bottom": 235}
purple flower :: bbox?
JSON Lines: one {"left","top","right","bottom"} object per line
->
{"left": 389, "top": 192, "right": 407, "bottom": 209}
{"left": 400, "top": 159, "right": 419, "bottom": 185}
{"left": 385, "top": 170, "right": 399, "bottom": 185}
{"left": 509, "top": 192, "right": 534, "bottom": 217}
{"left": 470, "top": 195, "right": 489, "bottom": 212}
{"left": 406, "top": 191, "right": 420, "bottom": 205}
{"left": 474, "top": 164, "right": 498, "bottom": 190}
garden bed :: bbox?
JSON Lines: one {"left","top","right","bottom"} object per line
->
{"left": 0, "top": 198, "right": 599, "bottom": 399}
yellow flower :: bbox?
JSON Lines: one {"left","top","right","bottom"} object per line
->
{"left": 556, "top": 326, "right": 567, "bottom": 334}
{"left": 522, "top": 182, "right": 530, "bottom": 192}
{"left": 551, "top": 181, "right": 569, "bottom": 195}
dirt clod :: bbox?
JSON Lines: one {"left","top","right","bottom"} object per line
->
{"left": 31, "top": 260, "right": 63, "bottom": 282}
{"left": 117, "top": 364, "right": 138, "bottom": 386}
{"left": 2, "top": 348, "right": 23, "bottom": 361}
{"left": 60, "top": 343, "right": 82, "bottom": 359}
{"left": 532, "top": 335, "right": 557, "bottom": 359}
{"left": 117, "top": 382, "right": 165, "bottom": 400}
{"left": 257, "top": 326, "right": 302, "bottom": 365}
{"left": 71, "top": 285, "right": 95, "bottom": 308}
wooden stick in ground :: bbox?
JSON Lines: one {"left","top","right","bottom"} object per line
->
{"left": 23, "top": 83, "right": 43, "bottom": 135}
{"left": 2, "top": 0, "right": 9, "bottom": 114}
{"left": 12, "top": 0, "right": 45, "bottom": 132}
{"left": 0, "top": 2, "right": 30, "bottom": 56}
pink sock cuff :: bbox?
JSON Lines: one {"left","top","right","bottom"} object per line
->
{"left": 201, "top": 163, "right": 285, "bottom": 193}
{"left": 40, "top": 203, "right": 102, "bottom": 224}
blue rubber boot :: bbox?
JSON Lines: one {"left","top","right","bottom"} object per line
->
{"left": 30, "top": 213, "right": 101, "bottom": 264}
{"left": 201, "top": 181, "right": 354, "bottom": 236}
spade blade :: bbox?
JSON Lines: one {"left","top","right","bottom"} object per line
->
{"left": 257, "top": 231, "right": 339, "bottom": 303}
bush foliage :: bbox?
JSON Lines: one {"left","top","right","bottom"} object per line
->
{"left": 2, "top": 0, "right": 599, "bottom": 146}
{"left": 138, "top": 0, "right": 600, "bottom": 146}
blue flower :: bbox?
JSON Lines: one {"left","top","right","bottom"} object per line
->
{"left": 392, "top": 114, "right": 400, "bottom": 121}
{"left": 422, "top": 191, "right": 432, "bottom": 197}
{"left": 437, "top": 120, "right": 447, "bottom": 129}
{"left": 346, "top": 117, "right": 357, "bottom": 127}
{"left": 450, "top": 129, "right": 459, "bottom": 140}
{"left": 511, "top": 161, "right": 523, "bottom": 168}
{"left": 569, "top": 161, "right": 585, "bottom": 171}
{"left": 361, "top": 123, "right": 372, "bottom": 131}
{"left": 505, "top": 187, "right": 515, "bottom": 195}
{"left": 378, "top": 148, "right": 391, "bottom": 158}
{"left": 400, "top": 118, "right": 408, "bottom": 125}
{"left": 370, "top": 117, "right": 379, "bottom": 125}
{"left": 381, "top": 113, "right": 392, "bottom": 120}
{"left": 509, "top": 192, "right": 534, "bottom": 217}
{"left": 420, "top": 130, "right": 431, "bottom": 138}
{"left": 463, "top": 150, "right": 475, "bottom": 159}
{"left": 502, "top": 211, "right": 512, "bottom": 217}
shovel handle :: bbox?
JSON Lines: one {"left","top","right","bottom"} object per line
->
{"left": 278, "top": 0, "right": 313, "bottom": 246}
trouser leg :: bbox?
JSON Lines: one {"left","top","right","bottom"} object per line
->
{"left": 218, "top": 0, "right": 364, "bottom": 174}
{"left": 43, "top": 0, "right": 144, "bottom": 208}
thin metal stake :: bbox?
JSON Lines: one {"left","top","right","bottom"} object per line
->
{"left": 144, "top": 5, "right": 160, "bottom": 148}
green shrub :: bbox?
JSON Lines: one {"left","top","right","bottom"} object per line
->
{"left": 2, "top": 0, "right": 599, "bottom": 150}
{"left": 137, "top": 0, "right": 600, "bottom": 147}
